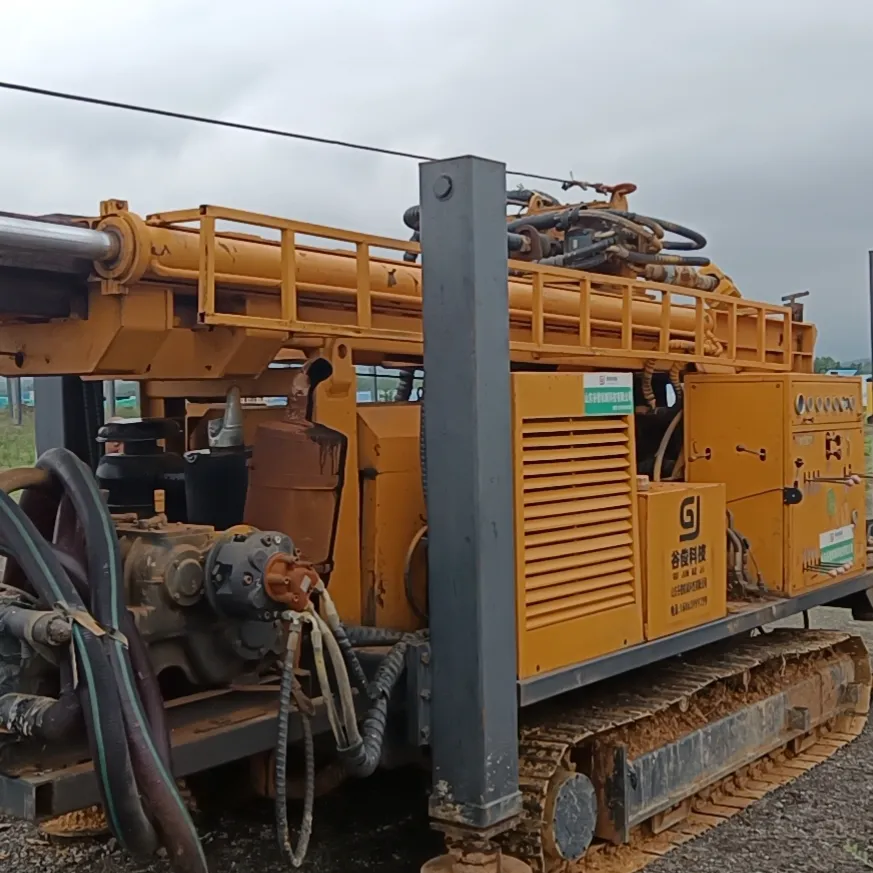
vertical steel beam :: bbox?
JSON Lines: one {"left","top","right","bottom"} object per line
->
{"left": 8, "top": 378, "right": 22, "bottom": 426}
{"left": 34, "top": 376, "right": 104, "bottom": 469}
{"left": 419, "top": 156, "right": 522, "bottom": 831}
{"left": 105, "top": 379, "right": 117, "bottom": 419}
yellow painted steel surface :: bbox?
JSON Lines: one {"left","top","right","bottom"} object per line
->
{"left": 0, "top": 201, "right": 813, "bottom": 378}
{"left": 637, "top": 482, "right": 727, "bottom": 640}
{"left": 511, "top": 371, "right": 644, "bottom": 679}
{"left": 685, "top": 373, "right": 866, "bottom": 595}
{"left": 357, "top": 403, "right": 427, "bottom": 631}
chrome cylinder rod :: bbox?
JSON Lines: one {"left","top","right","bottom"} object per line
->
{"left": 0, "top": 215, "right": 118, "bottom": 262}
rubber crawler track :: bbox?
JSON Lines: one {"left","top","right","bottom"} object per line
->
{"left": 497, "top": 629, "right": 871, "bottom": 873}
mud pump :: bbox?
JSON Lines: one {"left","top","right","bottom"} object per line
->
{"left": 0, "top": 155, "right": 870, "bottom": 873}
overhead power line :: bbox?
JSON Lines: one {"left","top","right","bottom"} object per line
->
{"left": 0, "top": 80, "right": 574, "bottom": 187}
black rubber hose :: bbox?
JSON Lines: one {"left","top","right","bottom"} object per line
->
{"left": 52, "top": 540, "right": 171, "bottom": 767}
{"left": 621, "top": 251, "right": 710, "bottom": 267}
{"left": 402, "top": 205, "right": 421, "bottom": 232}
{"left": 338, "top": 638, "right": 410, "bottom": 778}
{"left": 506, "top": 210, "right": 561, "bottom": 232}
{"left": 403, "top": 205, "right": 527, "bottom": 253}
{"left": 537, "top": 237, "right": 616, "bottom": 268}
{"left": 506, "top": 188, "right": 559, "bottom": 207}
{"left": 0, "top": 489, "right": 157, "bottom": 857}
{"left": 344, "top": 625, "right": 409, "bottom": 646}
{"left": 330, "top": 620, "right": 375, "bottom": 700}
{"left": 403, "top": 231, "right": 419, "bottom": 263}
{"left": 1, "top": 484, "right": 61, "bottom": 596}
{"left": 609, "top": 212, "right": 706, "bottom": 251}
{"left": 0, "top": 684, "right": 80, "bottom": 742}
{"left": 274, "top": 631, "right": 314, "bottom": 867}
{"left": 35, "top": 449, "right": 206, "bottom": 873}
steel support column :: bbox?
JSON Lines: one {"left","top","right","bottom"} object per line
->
{"left": 419, "top": 156, "right": 522, "bottom": 832}
{"left": 34, "top": 376, "right": 104, "bottom": 469}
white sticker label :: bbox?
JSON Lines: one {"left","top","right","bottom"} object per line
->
{"left": 583, "top": 372, "right": 633, "bottom": 416}
{"left": 820, "top": 525, "right": 855, "bottom": 566}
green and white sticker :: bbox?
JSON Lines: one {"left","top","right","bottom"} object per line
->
{"left": 583, "top": 372, "right": 633, "bottom": 416}
{"left": 820, "top": 525, "right": 855, "bottom": 566}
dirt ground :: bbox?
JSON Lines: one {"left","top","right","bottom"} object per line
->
{"left": 2, "top": 607, "right": 873, "bottom": 873}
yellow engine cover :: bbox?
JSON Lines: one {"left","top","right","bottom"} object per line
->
{"left": 511, "top": 371, "right": 644, "bottom": 679}
{"left": 685, "top": 373, "right": 866, "bottom": 595}
{"left": 637, "top": 482, "right": 727, "bottom": 640}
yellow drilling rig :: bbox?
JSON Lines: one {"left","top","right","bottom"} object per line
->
{"left": 0, "top": 156, "right": 869, "bottom": 873}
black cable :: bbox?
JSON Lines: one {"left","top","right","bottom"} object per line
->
{"left": 0, "top": 80, "right": 574, "bottom": 187}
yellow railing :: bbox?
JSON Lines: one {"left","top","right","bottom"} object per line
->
{"left": 142, "top": 205, "right": 800, "bottom": 372}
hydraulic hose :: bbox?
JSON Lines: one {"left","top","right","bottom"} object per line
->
{"left": 610, "top": 213, "right": 706, "bottom": 251}
{"left": 536, "top": 237, "right": 615, "bottom": 269}
{"left": 614, "top": 248, "right": 710, "bottom": 267}
{"left": 308, "top": 606, "right": 360, "bottom": 745}
{"left": 303, "top": 594, "right": 415, "bottom": 780}
{"left": 337, "top": 637, "right": 410, "bottom": 778}
{"left": 0, "top": 488, "right": 157, "bottom": 857}
{"left": 274, "top": 617, "right": 314, "bottom": 868}
{"left": 402, "top": 205, "right": 529, "bottom": 254}
{"left": 35, "top": 448, "right": 206, "bottom": 873}
{"left": 0, "top": 467, "right": 52, "bottom": 494}
{"left": 0, "top": 672, "right": 80, "bottom": 741}
{"left": 307, "top": 616, "right": 347, "bottom": 746}
{"left": 344, "top": 625, "right": 410, "bottom": 646}
{"left": 50, "top": 540, "right": 171, "bottom": 768}
{"left": 653, "top": 409, "right": 683, "bottom": 483}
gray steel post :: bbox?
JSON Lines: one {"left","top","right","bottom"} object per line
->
{"left": 34, "top": 376, "right": 104, "bottom": 469}
{"left": 8, "top": 378, "right": 22, "bottom": 426}
{"left": 105, "top": 380, "right": 117, "bottom": 419}
{"left": 419, "top": 156, "right": 522, "bottom": 832}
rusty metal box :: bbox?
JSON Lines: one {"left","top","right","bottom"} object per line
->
{"left": 638, "top": 482, "right": 727, "bottom": 640}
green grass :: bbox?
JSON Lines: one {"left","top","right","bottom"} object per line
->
{"left": 0, "top": 405, "right": 142, "bottom": 472}
{"left": 0, "top": 407, "right": 36, "bottom": 470}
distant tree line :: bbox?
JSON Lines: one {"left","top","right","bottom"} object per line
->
{"left": 814, "top": 357, "right": 872, "bottom": 374}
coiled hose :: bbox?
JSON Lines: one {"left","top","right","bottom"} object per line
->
{"left": 306, "top": 588, "right": 414, "bottom": 778}
{"left": 274, "top": 616, "right": 314, "bottom": 868}
{"left": 336, "top": 635, "right": 411, "bottom": 778}
{"left": 51, "top": 539, "right": 171, "bottom": 766}
{"left": 0, "top": 486, "right": 157, "bottom": 857}
{"left": 34, "top": 449, "right": 207, "bottom": 873}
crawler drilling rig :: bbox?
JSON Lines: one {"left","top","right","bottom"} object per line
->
{"left": 0, "top": 156, "right": 869, "bottom": 873}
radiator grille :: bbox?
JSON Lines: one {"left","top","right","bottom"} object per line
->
{"left": 520, "top": 416, "right": 636, "bottom": 630}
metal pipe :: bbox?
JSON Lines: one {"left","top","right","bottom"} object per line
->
{"left": 132, "top": 223, "right": 708, "bottom": 335}
{"left": 105, "top": 380, "right": 117, "bottom": 419}
{"left": 8, "top": 377, "right": 21, "bottom": 426}
{"left": 0, "top": 215, "right": 119, "bottom": 262}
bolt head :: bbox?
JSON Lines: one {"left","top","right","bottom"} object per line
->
{"left": 433, "top": 174, "right": 453, "bottom": 201}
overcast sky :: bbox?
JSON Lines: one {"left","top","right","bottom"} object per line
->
{"left": 2, "top": 0, "right": 872, "bottom": 358}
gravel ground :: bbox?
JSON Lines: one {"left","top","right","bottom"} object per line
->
{"left": 1, "top": 607, "right": 872, "bottom": 873}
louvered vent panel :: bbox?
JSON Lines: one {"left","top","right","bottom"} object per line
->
{"left": 520, "top": 416, "right": 637, "bottom": 631}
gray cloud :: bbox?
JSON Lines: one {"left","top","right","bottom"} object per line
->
{"left": 3, "top": 0, "right": 872, "bottom": 357}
